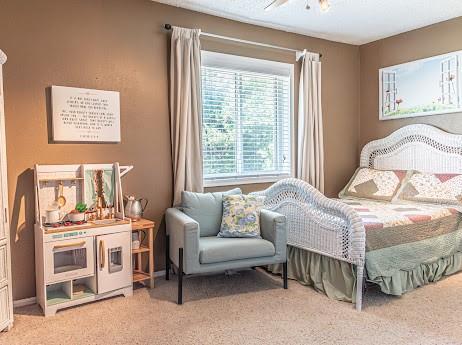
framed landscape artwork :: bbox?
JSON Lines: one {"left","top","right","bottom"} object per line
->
{"left": 379, "top": 51, "right": 462, "bottom": 120}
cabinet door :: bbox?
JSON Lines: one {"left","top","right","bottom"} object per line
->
{"left": 0, "top": 286, "right": 10, "bottom": 328}
{"left": 0, "top": 213, "right": 3, "bottom": 240}
{"left": 0, "top": 64, "right": 5, "bottom": 243}
{"left": 44, "top": 237, "right": 95, "bottom": 283}
{"left": 0, "top": 245, "right": 6, "bottom": 285}
{"left": 0, "top": 52, "right": 12, "bottom": 331}
{"left": 96, "top": 232, "right": 131, "bottom": 294}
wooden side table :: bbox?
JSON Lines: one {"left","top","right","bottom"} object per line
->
{"left": 131, "top": 218, "right": 157, "bottom": 288}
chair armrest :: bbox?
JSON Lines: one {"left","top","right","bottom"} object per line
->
{"left": 260, "top": 209, "right": 287, "bottom": 262}
{"left": 165, "top": 208, "right": 200, "bottom": 273}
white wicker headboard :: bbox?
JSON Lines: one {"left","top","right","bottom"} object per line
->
{"left": 360, "top": 124, "right": 462, "bottom": 173}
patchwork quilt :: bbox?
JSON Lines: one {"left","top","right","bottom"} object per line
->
{"left": 339, "top": 199, "right": 462, "bottom": 286}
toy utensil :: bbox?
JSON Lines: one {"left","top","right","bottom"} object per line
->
{"left": 56, "top": 182, "right": 66, "bottom": 208}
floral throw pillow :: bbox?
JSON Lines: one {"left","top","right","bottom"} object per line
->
{"left": 396, "top": 172, "right": 462, "bottom": 205}
{"left": 218, "top": 195, "right": 265, "bottom": 238}
{"left": 339, "top": 167, "right": 411, "bottom": 202}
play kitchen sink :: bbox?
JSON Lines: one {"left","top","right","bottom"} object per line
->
{"left": 34, "top": 163, "right": 134, "bottom": 316}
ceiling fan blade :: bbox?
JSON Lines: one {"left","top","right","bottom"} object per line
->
{"left": 264, "top": 0, "right": 290, "bottom": 11}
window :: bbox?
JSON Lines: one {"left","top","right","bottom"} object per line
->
{"left": 201, "top": 51, "right": 293, "bottom": 186}
{"left": 382, "top": 71, "right": 397, "bottom": 113}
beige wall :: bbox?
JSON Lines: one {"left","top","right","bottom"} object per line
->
{"left": 0, "top": 0, "right": 360, "bottom": 300}
{"left": 360, "top": 17, "right": 462, "bottom": 148}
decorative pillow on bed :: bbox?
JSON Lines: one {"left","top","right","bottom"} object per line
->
{"left": 396, "top": 172, "right": 462, "bottom": 205}
{"left": 218, "top": 194, "right": 265, "bottom": 238}
{"left": 339, "top": 167, "right": 411, "bottom": 202}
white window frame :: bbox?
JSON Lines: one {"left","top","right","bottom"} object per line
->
{"left": 201, "top": 51, "right": 294, "bottom": 187}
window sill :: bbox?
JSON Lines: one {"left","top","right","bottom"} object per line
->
{"left": 203, "top": 175, "right": 291, "bottom": 188}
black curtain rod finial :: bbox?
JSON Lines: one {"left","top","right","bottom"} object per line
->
{"left": 164, "top": 24, "right": 172, "bottom": 30}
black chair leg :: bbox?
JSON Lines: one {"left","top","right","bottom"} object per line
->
{"left": 178, "top": 247, "right": 183, "bottom": 305}
{"left": 283, "top": 261, "right": 288, "bottom": 289}
{"left": 165, "top": 235, "right": 170, "bottom": 281}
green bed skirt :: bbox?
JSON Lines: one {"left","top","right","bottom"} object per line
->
{"left": 267, "top": 246, "right": 462, "bottom": 303}
{"left": 369, "top": 251, "right": 462, "bottom": 295}
{"left": 268, "top": 246, "right": 357, "bottom": 302}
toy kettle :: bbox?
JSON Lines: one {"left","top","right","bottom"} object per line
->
{"left": 124, "top": 196, "right": 148, "bottom": 221}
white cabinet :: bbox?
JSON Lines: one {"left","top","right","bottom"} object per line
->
{"left": 0, "top": 49, "right": 13, "bottom": 331}
{"left": 36, "top": 225, "right": 132, "bottom": 316}
{"left": 34, "top": 164, "right": 133, "bottom": 316}
{"left": 0, "top": 245, "right": 7, "bottom": 283}
{"left": 0, "top": 245, "right": 10, "bottom": 327}
{"left": 0, "top": 286, "right": 10, "bottom": 326}
{"left": 96, "top": 232, "right": 131, "bottom": 294}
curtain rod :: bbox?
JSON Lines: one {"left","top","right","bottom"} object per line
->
{"left": 164, "top": 24, "right": 322, "bottom": 60}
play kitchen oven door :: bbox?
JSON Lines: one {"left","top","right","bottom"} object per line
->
{"left": 44, "top": 237, "right": 94, "bottom": 283}
{"left": 96, "top": 232, "right": 131, "bottom": 294}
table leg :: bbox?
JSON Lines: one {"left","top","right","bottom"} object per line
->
{"left": 149, "top": 227, "right": 154, "bottom": 288}
{"left": 137, "top": 248, "right": 142, "bottom": 285}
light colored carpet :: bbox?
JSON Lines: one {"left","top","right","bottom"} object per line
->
{"left": 2, "top": 269, "right": 462, "bottom": 345}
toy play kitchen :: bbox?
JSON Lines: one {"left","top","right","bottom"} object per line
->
{"left": 34, "top": 163, "right": 134, "bottom": 316}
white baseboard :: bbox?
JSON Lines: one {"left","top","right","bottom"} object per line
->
{"left": 154, "top": 270, "right": 166, "bottom": 278}
{"left": 13, "top": 270, "right": 166, "bottom": 309}
{"left": 13, "top": 297, "right": 37, "bottom": 308}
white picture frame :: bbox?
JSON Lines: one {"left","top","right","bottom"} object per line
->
{"left": 51, "top": 85, "right": 121, "bottom": 142}
{"left": 379, "top": 50, "right": 462, "bottom": 120}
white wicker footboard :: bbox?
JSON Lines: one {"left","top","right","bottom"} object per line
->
{"left": 253, "top": 178, "right": 366, "bottom": 310}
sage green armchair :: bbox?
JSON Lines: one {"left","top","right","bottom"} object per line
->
{"left": 165, "top": 190, "right": 288, "bottom": 304}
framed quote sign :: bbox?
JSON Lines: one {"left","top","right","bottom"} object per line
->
{"left": 51, "top": 86, "right": 121, "bottom": 142}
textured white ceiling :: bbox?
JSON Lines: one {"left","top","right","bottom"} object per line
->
{"left": 154, "top": 0, "right": 462, "bottom": 45}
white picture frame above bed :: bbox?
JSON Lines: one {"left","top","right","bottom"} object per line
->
{"left": 379, "top": 50, "right": 462, "bottom": 120}
{"left": 51, "top": 86, "right": 121, "bottom": 142}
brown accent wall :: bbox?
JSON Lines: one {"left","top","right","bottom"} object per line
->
{"left": 360, "top": 17, "right": 462, "bottom": 148}
{"left": 0, "top": 0, "right": 360, "bottom": 300}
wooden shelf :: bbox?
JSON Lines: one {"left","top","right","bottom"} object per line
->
{"left": 39, "top": 177, "right": 84, "bottom": 182}
{"left": 131, "top": 218, "right": 157, "bottom": 288}
{"left": 47, "top": 288, "right": 95, "bottom": 306}
{"left": 44, "top": 219, "right": 130, "bottom": 234}
{"left": 72, "top": 290, "right": 95, "bottom": 301}
{"left": 132, "top": 246, "right": 150, "bottom": 254}
{"left": 133, "top": 270, "right": 150, "bottom": 283}
{"left": 131, "top": 219, "right": 155, "bottom": 231}
{"left": 47, "top": 290, "right": 71, "bottom": 306}
{"left": 46, "top": 281, "right": 72, "bottom": 306}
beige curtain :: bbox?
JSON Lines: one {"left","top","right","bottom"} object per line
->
{"left": 297, "top": 52, "right": 324, "bottom": 193}
{"left": 169, "top": 26, "right": 204, "bottom": 205}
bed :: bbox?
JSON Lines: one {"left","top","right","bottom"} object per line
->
{"left": 254, "top": 124, "right": 462, "bottom": 311}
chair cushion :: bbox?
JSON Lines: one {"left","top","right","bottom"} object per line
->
{"left": 218, "top": 194, "right": 265, "bottom": 238}
{"left": 181, "top": 188, "right": 242, "bottom": 237}
{"left": 199, "top": 237, "right": 275, "bottom": 264}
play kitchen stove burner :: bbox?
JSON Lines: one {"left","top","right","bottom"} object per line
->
{"left": 44, "top": 220, "right": 87, "bottom": 228}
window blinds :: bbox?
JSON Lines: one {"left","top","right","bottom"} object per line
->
{"left": 201, "top": 63, "right": 292, "bottom": 184}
